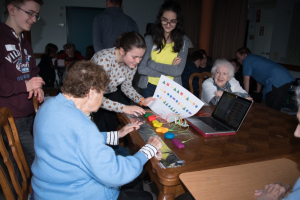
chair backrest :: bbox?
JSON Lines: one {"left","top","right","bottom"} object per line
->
{"left": 0, "top": 107, "right": 31, "bottom": 200}
{"left": 189, "top": 72, "right": 212, "bottom": 99}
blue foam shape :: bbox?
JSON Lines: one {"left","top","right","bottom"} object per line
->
{"left": 164, "top": 132, "right": 175, "bottom": 139}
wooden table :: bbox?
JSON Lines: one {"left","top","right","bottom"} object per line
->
{"left": 117, "top": 103, "right": 300, "bottom": 200}
{"left": 179, "top": 158, "right": 300, "bottom": 200}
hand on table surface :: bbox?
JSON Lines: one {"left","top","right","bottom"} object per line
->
{"left": 118, "top": 121, "right": 144, "bottom": 138}
{"left": 255, "top": 182, "right": 291, "bottom": 200}
{"left": 122, "top": 105, "right": 145, "bottom": 116}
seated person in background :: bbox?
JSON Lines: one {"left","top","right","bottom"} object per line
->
{"left": 182, "top": 49, "right": 211, "bottom": 97}
{"left": 55, "top": 43, "right": 86, "bottom": 65}
{"left": 254, "top": 86, "right": 300, "bottom": 200}
{"left": 230, "top": 58, "right": 243, "bottom": 88}
{"left": 197, "top": 49, "right": 212, "bottom": 73}
{"left": 31, "top": 60, "right": 162, "bottom": 200}
{"left": 201, "top": 58, "right": 252, "bottom": 105}
{"left": 85, "top": 45, "right": 95, "bottom": 60}
{"left": 38, "top": 43, "right": 58, "bottom": 88}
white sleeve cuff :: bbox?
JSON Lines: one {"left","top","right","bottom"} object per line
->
{"left": 106, "top": 131, "right": 119, "bottom": 146}
{"left": 139, "top": 144, "right": 158, "bottom": 160}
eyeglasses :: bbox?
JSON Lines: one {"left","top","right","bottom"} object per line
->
{"left": 161, "top": 18, "right": 178, "bottom": 26}
{"left": 14, "top": 5, "right": 40, "bottom": 21}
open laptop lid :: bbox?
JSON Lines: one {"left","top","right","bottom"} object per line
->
{"left": 211, "top": 91, "right": 253, "bottom": 131}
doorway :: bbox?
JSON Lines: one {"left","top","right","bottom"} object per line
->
{"left": 66, "top": 6, "right": 105, "bottom": 57}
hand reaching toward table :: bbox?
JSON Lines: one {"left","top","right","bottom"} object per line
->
{"left": 118, "top": 121, "right": 144, "bottom": 138}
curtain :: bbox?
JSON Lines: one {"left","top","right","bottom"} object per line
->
{"left": 210, "top": 0, "right": 248, "bottom": 61}
{"left": 165, "top": 0, "right": 202, "bottom": 51}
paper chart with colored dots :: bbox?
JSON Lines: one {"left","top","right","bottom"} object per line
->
{"left": 148, "top": 75, "right": 204, "bottom": 121}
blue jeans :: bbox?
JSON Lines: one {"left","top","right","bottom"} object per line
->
{"left": 15, "top": 115, "right": 35, "bottom": 167}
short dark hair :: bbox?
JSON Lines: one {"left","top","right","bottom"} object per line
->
{"left": 236, "top": 47, "right": 251, "bottom": 55}
{"left": 5, "top": 0, "right": 44, "bottom": 8}
{"left": 229, "top": 58, "right": 241, "bottom": 68}
{"left": 115, "top": 32, "right": 146, "bottom": 53}
{"left": 190, "top": 49, "right": 207, "bottom": 62}
{"left": 63, "top": 43, "right": 75, "bottom": 51}
{"left": 44, "top": 43, "right": 58, "bottom": 56}
{"left": 108, "top": 0, "right": 122, "bottom": 7}
{"left": 61, "top": 61, "right": 110, "bottom": 98}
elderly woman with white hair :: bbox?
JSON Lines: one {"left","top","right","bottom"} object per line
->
{"left": 201, "top": 58, "right": 252, "bottom": 105}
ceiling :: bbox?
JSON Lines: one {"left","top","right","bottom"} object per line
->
{"left": 248, "top": 0, "right": 277, "bottom": 9}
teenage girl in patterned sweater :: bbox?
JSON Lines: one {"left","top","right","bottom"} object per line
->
{"left": 91, "top": 32, "right": 155, "bottom": 132}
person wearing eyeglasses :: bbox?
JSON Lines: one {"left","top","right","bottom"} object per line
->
{"left": 0, "top": 0, "right": 44, "bottom": 188}
{"left": 138, "top": 1, "right": 191, "bottom": 98}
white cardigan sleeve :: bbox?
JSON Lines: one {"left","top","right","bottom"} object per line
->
{"left": 201, "top": 78, "right": 217, "bottom": 104}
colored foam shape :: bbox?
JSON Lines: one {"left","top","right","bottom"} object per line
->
{"left": 148, "top": 115, "right": 156, "bottom": 122}
{"left": 164, "top": 132, "right": 175, "bottom": 139}
{"left": 144, "top": 113, "right": 153, "bottom": 118}
{"left": 152, "top": 120, "right": 163, "bottom": 128}
{"left": 156, "top": 127, "right": 169, "bottom": 134}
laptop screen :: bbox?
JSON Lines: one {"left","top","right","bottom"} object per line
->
{"left": 211, "top": 92, "right": 252, "bottom": 130}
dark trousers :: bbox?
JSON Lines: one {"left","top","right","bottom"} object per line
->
{"left": 117, "top": 178, "right": 153, "bottom": 200}
{"left": 265, "top": 82, "right": 292, "bottom": 110}
{"left": 93, "top": 90, "right": 121, "bottom": 132}
{"left": 92, "top": 89, "right": 129, "bottom": 156}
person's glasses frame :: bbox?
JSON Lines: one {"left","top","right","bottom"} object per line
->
{"left": 13, "top": 5, "right": 40, "bottom": 21}
{"left": 161, "top": 18, "right": 178, "bottom": 26}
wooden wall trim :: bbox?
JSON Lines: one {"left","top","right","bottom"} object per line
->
{"left": 34, "top": 53, "right": 43, "bottom": 59}
{"left": 279, "top": 63, "right": 300, "bottom": 72}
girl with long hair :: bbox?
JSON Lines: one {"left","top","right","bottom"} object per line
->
{"left": 138, "top": 1, "right": 191, "bottom": 98}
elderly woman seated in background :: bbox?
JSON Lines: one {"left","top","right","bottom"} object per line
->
{"left": 201, "top": 58, "right": 252, "bottom": 105}
{"left": 31, "top": 60, "right": 162, "bottom": 200}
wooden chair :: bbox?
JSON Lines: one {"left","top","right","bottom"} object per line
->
{"left": 0, "top": 107, "right": 31, "bottom": 200}
{"left": 188, "top": 72, "right": 212, "bottom": 99}
{"left": 33, "top": 96, "right": 41, "bottom": 114}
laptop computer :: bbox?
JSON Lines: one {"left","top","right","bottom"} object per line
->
{"left": 186, "top": 91, "right": 253, "bottom": 137}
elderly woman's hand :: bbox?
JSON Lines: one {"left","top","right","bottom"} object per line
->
{"left": 246, "top": 96, "right": 253, "bottom": 101}
{"left": 255, "top": 182, "right": 291, "bottom": 200}
{"left": 122, "top": 105, "right": 145, "bottom": 116}
{"left": 215, "top": 90, "right": 223, "bottom": 98}
{"left": 147, "top": 136, "right": 162, "bottom": 151}
{"left": 118, "top": 121, "right": 144, "bottom": 138}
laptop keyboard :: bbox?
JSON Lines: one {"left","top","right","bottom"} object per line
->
{"left": 199, "top": 117, "right": 231, "bottom": 131}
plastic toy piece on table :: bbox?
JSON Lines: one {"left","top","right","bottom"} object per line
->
{"left": 156, "top": 127, "right": 169, "bottom": 134}
{"left": 164, "top": 132, "right": 175, "bottom": 139}
{"left": 174, "top": 118, "right": 189, "bottom": 127}
{"left": 148, "top": 115, "right": 156, "bottom": 122}
{"left": 172, "top": 138, "right": 184, "bottom": 148}
{"left": 144, "top": 113, "right": 153, "bottom": 118}
{"left": 152, "top": 120, "right": 163, "bottom": 128}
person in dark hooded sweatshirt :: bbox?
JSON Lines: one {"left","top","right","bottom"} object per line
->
{"left": 0, "top": 0, "right": 45, "bottom": 169}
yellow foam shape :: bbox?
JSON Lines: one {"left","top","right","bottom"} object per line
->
{"left": 156, "top": 127, "right": 169, "bottom": 133}
{"left": 152, "top": 120, "right": 163, "bottom": 128}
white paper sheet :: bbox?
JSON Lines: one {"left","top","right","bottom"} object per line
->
{"left": 148, "top": 75, "right": 204, "bottom": 122}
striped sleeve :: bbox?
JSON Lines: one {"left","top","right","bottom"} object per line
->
{"left": 139, "top": 144, "right": 158, "bottom": 160}
{"left": 106, "top": 131, "right": 119, "bottom": 146}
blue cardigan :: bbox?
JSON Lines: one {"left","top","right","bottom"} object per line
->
{"left": 31, "top": 94, "right": 152, "bottom": 200}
